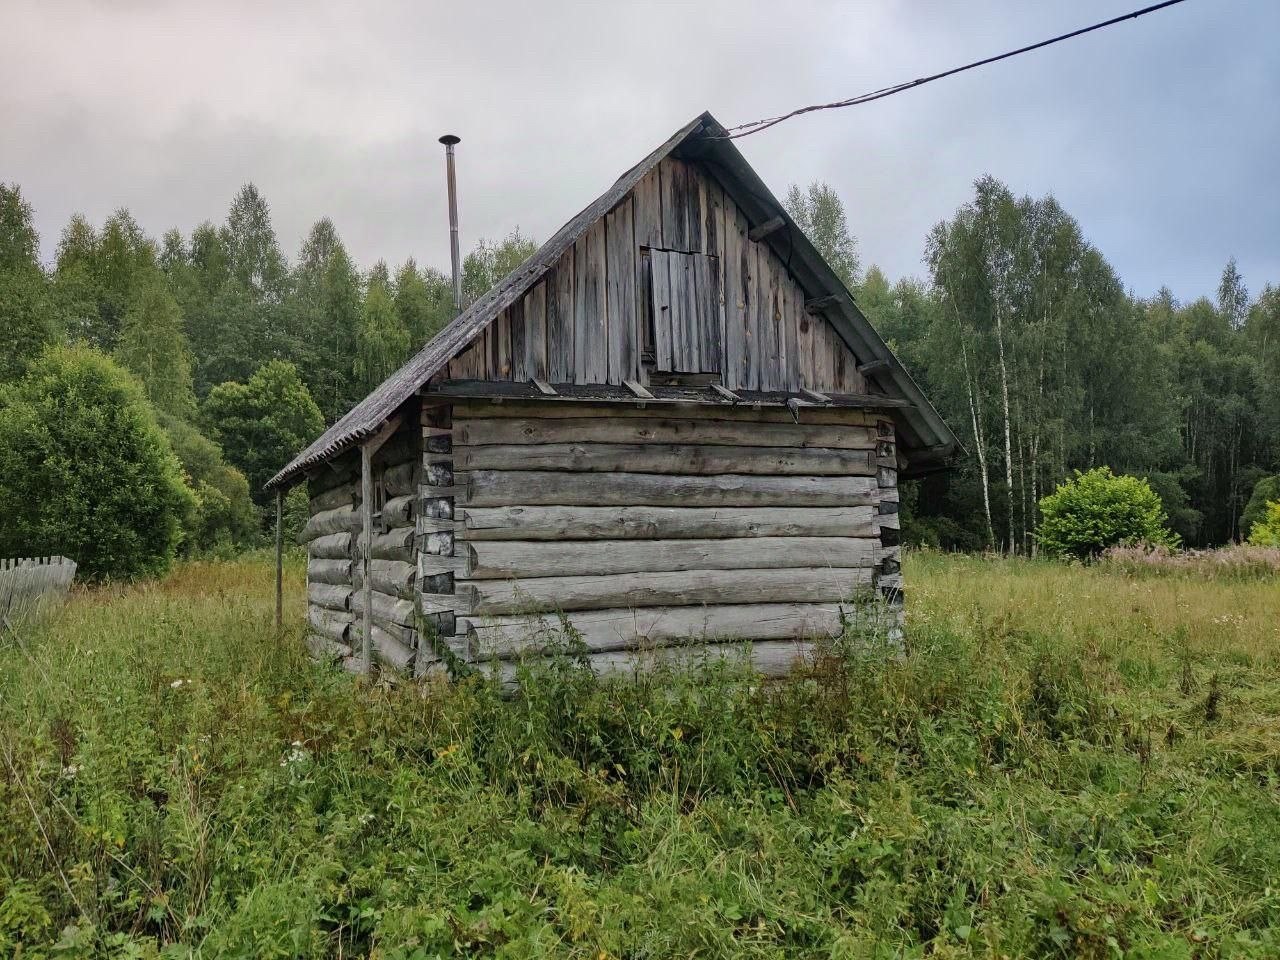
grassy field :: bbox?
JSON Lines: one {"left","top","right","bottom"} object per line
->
{"left": 1, "top": 552, "right": 1278, "bottom": 958}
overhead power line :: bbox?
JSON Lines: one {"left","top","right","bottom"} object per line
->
{"left": 722, "top": 0, "right": 1192, "bottom": 139}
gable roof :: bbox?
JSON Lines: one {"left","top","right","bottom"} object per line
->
{"left": 266, "top": 111, "right": 957, "bottom": 490}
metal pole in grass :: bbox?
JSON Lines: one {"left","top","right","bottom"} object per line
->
{"left": 274, "top": 488, "right": 284, "bottom": 632}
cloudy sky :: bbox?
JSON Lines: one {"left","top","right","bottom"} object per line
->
{"left": 3, "top": 0, "right": 1276, "bottom": 302}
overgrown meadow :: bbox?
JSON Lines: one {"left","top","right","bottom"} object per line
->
{"left": 1, "top": 552, "right": 1278, "bottom": 958}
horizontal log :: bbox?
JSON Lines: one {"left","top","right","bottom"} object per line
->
{"left": 460, "top": 471, "right": 880, "bottom": 508}
{"left": 351, "top": 622, "right": 415, "bottom": 672}
{"left": 453, "top": 443, "right": 874, "bottom": 476}
{"left": 305, "top": 633, "right": 352, "bottom": 662}
{"left": 307, "top": 605, "right": 351, "bottom": 643}
{"left": 307, "top": 582, "right": 351, "bottom": 612}
{"left": 417, "top": 496, "right": 455, "bottom": 526}
{"left": 354, "top": 559, "right": 416, "bottom": 600}
{"left": 461, "top": 602, "right": 846, "bottom": 659}
{"left": 453, "top": 416, "right": 875, "bottom": 450}
{"left": 299, "top": 505, "right": 359, "bottom": 544}
{"left": 458, "top": 566, "right": 872, "bottom": 616}
{"left": 350, "top": 589, "right": 416, "bottom": 628}
{"left": 381, "top": 494, "right": 415, "bottom": 527}
{"left": 419, "top": 591, "right": 463, "bottom": 618}
{"left": 459, "top": 505, "right": 877, "bottom": 541}
{"left": 484, "top": 639, "right": 815, "bottom": 684}
{"left": 308, "top": 532, "right": 352, "bottom": 559}
{"left": 307, "top": 455, "right": 359, "bottom": 495}
{"left": 307, "top": 557, "right": 352, "bottom": 586}
{"left": 382, "top": 461, "right": 417, "bottom": 497}
{"left": 371, "top": 434, "right": 419, "bottom": 470}
{"left": 369, "top": 527, "right": 415, "bottom": 561}
{"left": 310, "top": 484, "right": 354, "bottom": 513}
{"left": 460, "top": 537, "right": 875, "bottom": 580}
{"left": 453, "top": 401, "right": 875, "bottom": 426}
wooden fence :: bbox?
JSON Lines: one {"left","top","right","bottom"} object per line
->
{"left": 0, "top": 556, "right": 77, "bottom": 627}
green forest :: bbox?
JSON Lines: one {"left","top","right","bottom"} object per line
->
{"left": 1, "top": 173, "right": 1277, "bottom": 571}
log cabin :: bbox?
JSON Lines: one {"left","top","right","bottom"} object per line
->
{"left": 265, "top": 111, "right": 957, "bottom": 680}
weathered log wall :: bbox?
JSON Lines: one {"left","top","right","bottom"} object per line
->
{"left": 417, "top": 399, "right": 902, "bottom": 680}
{"left": 299, "top": 408, "right": 425, "bottom": 674}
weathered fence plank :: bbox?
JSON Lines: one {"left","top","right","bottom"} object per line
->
{"left": 0, "top": 556, "right": 77, "bottom": 626}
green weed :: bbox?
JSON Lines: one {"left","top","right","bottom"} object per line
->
{"left": 1, "top": 551, "right": 1277, "bottom": 957}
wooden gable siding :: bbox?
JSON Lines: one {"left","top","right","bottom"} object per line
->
{"left": 443, "top": 157, "right": 865, "bottom": 395}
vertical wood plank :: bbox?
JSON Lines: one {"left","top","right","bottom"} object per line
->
{"left": 605, "top": 199, "right": 637, "bottom": 384}
{"left": 814, "top": 318, "right": 834, "bottom": 391}
{"left": 673, "top": 252, "right": 701, "bottom": 372}
{"left": 695, "top": 253, "right": 722, "bottom": 373}
{"left": 633, "top": 169, "right": 662, "bottom": 382}
{"left": 745, "top": 237, "right": 761, "bottom": 390}
{"left": 754, "top": 241, "right": 774, "bottom": 390}
{"left": 667, "top": 248, "right": 685, "bottom": 368}
{"left": 686, "top": 162, "right": 704, "bottom": 253}
{"left": 706, "top": 181, "right": 726, "bottom": 377}
{"left": 783, "top": 274, "right": 801, "bottom": 391}
{"left": 704, "top": 178, "right": 721, "bottom": 258}
{"left": 832, "top": 324, "right": 851, "bottom": 392}
{"left": 633, "top": 168, "right": 663, "bottom": 248}
{"left": 524, "top": 282, "right": 547, "bottom": 381}
{"left": 796, "top": 300, "right": 815, "bottom": 391}
{"left": 548, "top": 255, "right": 575, "bottom": 382}
{"left": 574, "top": 221, "right": 608, "bottom": 383}
{"left": 508, "top": 299, "right": 526, "bottom": 382}
{"left": 722, "top": 195, "right": 748, "bottom": 390}
{"left": 650, "top": 249, "right": 673, "bottom": 370}
{"left": 660, "top": 158, "right": 690, "bottom": 250}
{"left": 771, "top": 264, "right": 787, "bottom": 390}
{"left": 496, "top": 308, "right": 512, "bottom": 380}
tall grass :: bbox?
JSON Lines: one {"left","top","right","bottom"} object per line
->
{"left": 1099, "top": 543, "right": 1280, "bottom": 582}
{"left": 1, "top": 550, "right": 1277, "bottom": 957}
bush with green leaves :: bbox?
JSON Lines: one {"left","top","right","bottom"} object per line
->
{"left": 1037, "top": 466, "right": 1178, "bottom": 561}
{"left": 159, "top": 414, "right": 259, "bottom": 555}
{"left": 202, "top": 360, "right": 324, "bottom": 505}
{"left": 1242, "top": 475, "right": 1280, "bottom": 540}
{"left": 0, "top": 346, "right": 195, "bottom": 580}
{"left": 1247, "top": 500, "right": 1280, "bottom": 547}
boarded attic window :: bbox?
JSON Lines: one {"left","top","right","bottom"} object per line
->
{"left": 641, "top": 247, "right": 722, "bottom": 375}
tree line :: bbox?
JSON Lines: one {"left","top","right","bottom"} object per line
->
{"left": 0, "top": 181, "right": 536, "bottom": 570}
{"left": 787, "top": 177, "right": 1280, "bottom": 550}
{"left": 1, "top": 171, "right": 1276, "bottom": 573}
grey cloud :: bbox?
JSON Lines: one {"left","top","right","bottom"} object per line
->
{"left": 2, "top": 0, "right": 1276, "bottom": 301}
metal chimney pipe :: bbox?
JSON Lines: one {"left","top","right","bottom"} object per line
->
{"left": 439, "top": 134, "right": 462, "bottom": 314}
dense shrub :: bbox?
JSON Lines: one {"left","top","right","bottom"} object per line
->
{"left": 1247, "top": 500, "right": 1280, "bottom": 546}
{"left": 1242, "top": 476, "right": 1280, "bottom": 540}
{"left": 202, "top": 359, "right": 324, "bottom": 504}
{"left": 1037, "top": 466, "right": 1178, "bottom": 561}
{"left": 282, "top": 484, "right": 311, "bottom": 545}
{"left": 159, "top": 414, "right": 259, "bottom": 554}
{"left": 0, "top": 346, "right": 194, "bottom": 579}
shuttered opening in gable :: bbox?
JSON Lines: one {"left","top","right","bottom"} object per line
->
{"left": 641, "top": 248, "right": 723, "bottom": 374}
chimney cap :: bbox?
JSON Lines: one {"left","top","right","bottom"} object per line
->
{"left": 438, "top": 134, "right": 461, "bottom": 145}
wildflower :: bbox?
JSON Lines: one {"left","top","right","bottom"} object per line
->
{"left": 170, "top": 679, "right": 185, "bottom": 688}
